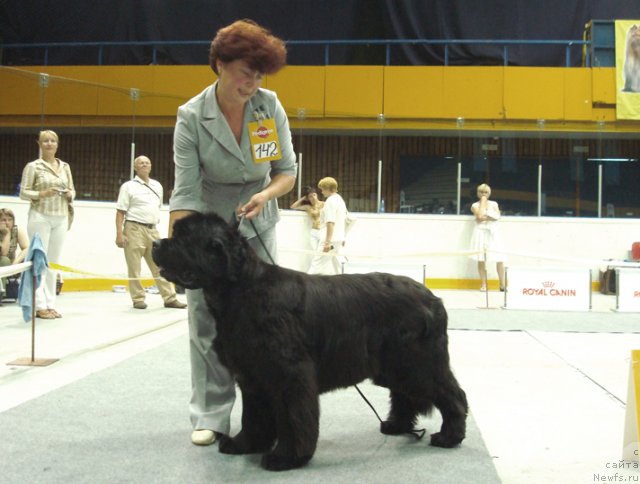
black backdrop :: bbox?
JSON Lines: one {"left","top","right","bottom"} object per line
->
{"left": 1, "top": 0, "right": 639, "bottom": 66}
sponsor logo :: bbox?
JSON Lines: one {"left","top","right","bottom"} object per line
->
{"left": 252, "top": 126, "right": 273, "bottom": 139}
{"left": 522, "top": 280, "right": 577, "bottom": 297}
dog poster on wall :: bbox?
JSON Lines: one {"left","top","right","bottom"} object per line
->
{"left": 616, "top": 20, "right": 640, "bottom": 120}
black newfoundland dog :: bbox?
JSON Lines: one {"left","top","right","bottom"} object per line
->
{"left": 152, "top": 212, "right": 467, "bottom": 471}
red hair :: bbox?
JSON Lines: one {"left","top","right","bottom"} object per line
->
{"left": 209, "top": 19, "right": 287, "bottom": 75}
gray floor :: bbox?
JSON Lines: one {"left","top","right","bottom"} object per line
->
{"left": 1, "top": 289, "right": 639, "bottom": 483}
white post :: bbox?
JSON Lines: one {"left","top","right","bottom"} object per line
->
{"left": 130, "top": 143, "right": 136, "bottom": 180}
{"left": 377, "top": 159, "right": 383, "bottom": 212}
{"left": 598, "top": 163, "right": 603, "bottom": 218}
{"left": 130, "top": 88, "right": 140, "bottom": 180}
{"left": 297, "top": 152, "right": 303, "bottom": 199}
{"left": 537, "top": 164, "right": 542, "bottom": 216}
{"left": 456, "top": 162, "right": 462, "bottom": 215}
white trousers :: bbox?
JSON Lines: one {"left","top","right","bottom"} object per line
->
{"left": 27, "top": 210, "right": 67, "bottom": 311}
{"left": 187, "top": 226, "right": 277, "bottom": 435}
{"left": 307, "top": 239, "right": 343, "bottom": 275}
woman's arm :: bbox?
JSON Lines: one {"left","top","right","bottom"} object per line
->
{"left": 290, "top": 197, "right": 310, "bottom": 211}
{"left": 240, "top": 173, "right": 296, "bottom": 219}
{"left": 472, "top": 197, "right": 489, "bottom": 221}
{"left": 64, "top": 163, "right": 76, "bottom": 201}
{"left": 14, "top": 227, "right": 30, "bottom": 263}
{"left": 20, "top": 162, "right": 59, "bottom": 200}
{"left": 19, "top": 163, "right": 40, "bottom": 200}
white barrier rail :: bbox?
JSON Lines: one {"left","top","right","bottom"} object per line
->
{"left": 0, "top": 261, "right": 32, "bottom": 279}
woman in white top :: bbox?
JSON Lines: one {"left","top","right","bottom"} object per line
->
{"left": 308, "top": 177, "right": 347, "bottom": 276}
{"left": 20, "top": 130, "right": 75, "bottom": 319}
{"left": 469, "top": 183, "right": 505, "bottom": 291}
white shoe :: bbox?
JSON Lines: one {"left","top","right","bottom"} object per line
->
{"left": 191, "top": 429, "right": 216, "bottom": 446}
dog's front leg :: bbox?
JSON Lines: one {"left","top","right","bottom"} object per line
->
{"left": 261, "top": 362, "right": 319, "bottom": 471}
{"left": 218, "top": 387, "right": 276, "bottom": 455}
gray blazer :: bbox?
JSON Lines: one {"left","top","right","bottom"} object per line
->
{"left": 170, "top": 82, "right": 297, "bottom": 238}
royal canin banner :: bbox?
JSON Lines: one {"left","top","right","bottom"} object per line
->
{"left": 505, "top": 267, "right": 592, "bottom": 311}
{"left": 616, "top": 268, "right": 640, "bottom": 312}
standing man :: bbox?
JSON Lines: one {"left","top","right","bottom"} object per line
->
{"left": 116, "top": 155, "right": 186, "bottom": 310}
{"left": 308, "top": 177, "right": 348, "bottom": 275}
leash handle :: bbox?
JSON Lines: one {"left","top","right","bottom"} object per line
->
{"left": 236, "top": 212, "right": 277, "bottom": 265}
{"left": 249, "top": 219, "right": 277, "bottom": 265}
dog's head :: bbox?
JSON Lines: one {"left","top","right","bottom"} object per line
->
{"left": 152, "top": 212, "right": 248, "bottom": 290}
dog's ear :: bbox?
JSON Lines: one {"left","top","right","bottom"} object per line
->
{"left": 207, "top": 237, "right": 239, "bottom": 281}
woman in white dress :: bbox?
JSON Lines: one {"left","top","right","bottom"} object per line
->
{"left": 469, "top": 183, "right": 505, "bottom": 291}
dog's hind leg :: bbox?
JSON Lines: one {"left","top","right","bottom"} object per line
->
{"left": 218, "top": 387, "right": 277, "bottom": 455}
{"left": 261, "top": 362, "right": 319, "bottom": 471}
{"left": 430, "top": 369, "right": 468, "bottom": 448}
{"left": 380, "top": 390, "right": 425, "bottom": 436}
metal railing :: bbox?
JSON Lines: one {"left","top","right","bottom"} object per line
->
{"left": 0, "top": 39, "right": 591, "bottom": 67}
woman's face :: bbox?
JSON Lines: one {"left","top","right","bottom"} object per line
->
{"left": 39, "top": 134, "right": 58, "bottom": 156}
{"left": 307, "top": 192, "right": 318, "bottom": 203}
{"left": 477, "top": 188, "right": 490, "bottom": 199}
{"left": 216, "top": 59, "right": 263, "bottom": 105}
{"left": 0, "top": 214, "right": 14, "bottom": 230}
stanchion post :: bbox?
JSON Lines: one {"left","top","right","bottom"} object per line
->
{"left": 484, "top": 248, "right": 489, "bottom": 308}
{"left": 31, "top": 273, "right": 36, "bottom": 362}
{"left": 6, "top": 267, "right": 59, "bottom": 367}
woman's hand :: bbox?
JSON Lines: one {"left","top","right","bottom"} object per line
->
{"left": 40, "top": 187, "right": 60, "bottom": 198}
{"left": 239, "top": 191, "right": 268, "bottom": 219}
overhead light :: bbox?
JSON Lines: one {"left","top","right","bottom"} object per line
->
{"left": 587, "top": 158, "right": 637, "bottom": 162}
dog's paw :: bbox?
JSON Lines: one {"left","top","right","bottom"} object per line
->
{"left": 218, "top": 432, "right": 274, "bottom": 455}
{"left": 261, "top": 453, "right": 312, "bottom": 471}
{"left": 218, "top": 434, "right": 249, "bottom": 455}
{"left": 380, "top": 419, "right": 412, "bottom": 435}
{"left": 430, "top": 431, "right": 463, "bottom": 448}
{"left": 217, "top": 434, "right": 238, "bottom": 454}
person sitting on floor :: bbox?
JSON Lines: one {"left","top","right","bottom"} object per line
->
{"left": 0, "top": 208, "right": 29, "bottom": 300}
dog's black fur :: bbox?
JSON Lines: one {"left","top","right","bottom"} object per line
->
{"left": 152, "top": 212, "right": 467, "bottom": 471}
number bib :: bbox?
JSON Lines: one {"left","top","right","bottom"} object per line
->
{"left": 248, "top": 118, "right": 281, "bottom": 163}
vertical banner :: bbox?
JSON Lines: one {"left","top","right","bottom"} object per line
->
{"left": 622, "top": 350, "right": 640, "bottom": 462}
{"left": 616, "top": 268, "right": 640, "bottom": 312}
{"left": 616, "top": 20, "right": 640, "bottom": 120}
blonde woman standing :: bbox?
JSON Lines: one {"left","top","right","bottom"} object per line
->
{"left": 469, "top": 183, "right": 505, "bottom": 291}
{"left": 20, "top": 130, "right": 75, "bottom": 319}
{"left": 308, "top": 177, "right": 348, "bottom": 276}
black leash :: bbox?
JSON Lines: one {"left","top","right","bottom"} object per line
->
{"left": 240, "top": 213, "right": 425, "bottom": 441}
{"left": 353, "top": 384, "right": 426, "bottom": 440}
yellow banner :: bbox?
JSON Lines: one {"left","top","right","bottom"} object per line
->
{"left": 616, "top": 20, "right": 640, "bottom": 120}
